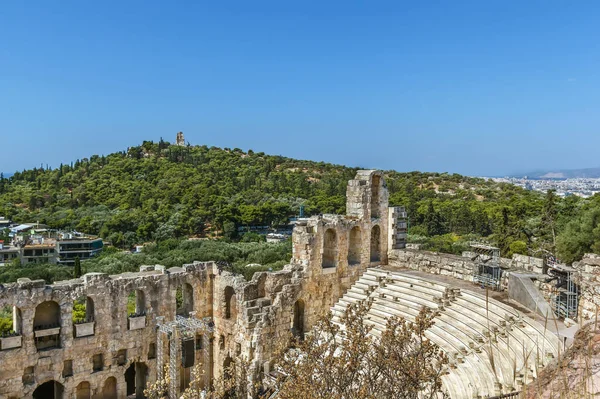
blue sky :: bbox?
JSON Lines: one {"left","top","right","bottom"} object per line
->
{"left": 1, "top": 1, "right": 599, "bottom": 176}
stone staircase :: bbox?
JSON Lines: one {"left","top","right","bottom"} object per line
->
{"left": 331, "top": 268, "right": 561, "bottom": 399}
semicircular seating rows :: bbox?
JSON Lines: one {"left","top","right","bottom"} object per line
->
{"left": 330, "top": 268, "right": 561, "bottom": 399}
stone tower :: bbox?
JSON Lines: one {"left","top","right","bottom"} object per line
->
{"left": 176, "top": 132, "right": 185, "bottom": 146}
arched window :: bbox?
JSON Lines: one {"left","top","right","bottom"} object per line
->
{"left": 292, "top": 300, "right": 305, "bottom": 339}
{"left": 102, "top": 377, "right": 117, "bottom": 399}
{"left": 176, "top": 283, "right": 194, "bottom": 317}
{"left": 348, "top": 227, "right": 362, "bottom": 265}
{"left": 33, "top": 380, "right": 64, "bottom": 399}
{"left": 34, "top": 301, "right": 61, "bottom": 350}
{"left": 75, "top": 381, "right": 91, "bottom": 399}
{"left": 224, "top": 287, "right": 236, "bottom": 320}
{"left": 322, "top": 228, "right": 338, "bottom": 268}
{"left": 370, "top": 225, "right": 381, "bottom": 263}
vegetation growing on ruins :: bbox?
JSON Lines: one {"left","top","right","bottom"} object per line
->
{"left": 72, "top": 298, "right": 87, "bottom": 324}
{"left": 0, "top": 306, "right": 14, "bottom": 336}
{"left": 1, "top": 139, "right": 600, "bottom": 264}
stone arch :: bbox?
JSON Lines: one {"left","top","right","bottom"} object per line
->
{"left": 33, "top": 380, "right": 64, "bottom": 399}
{"left": 322, "top": 228, "right": 338, "bottom": 268}
{"left": 371, "top": 174, "right": 381, "bottom": 218}
{"left": 292, "top": 299, "right": 305, "bottom": 338}
{"left": 34, "top": 301, "right": 60, "bottom": 329}
{"left": 102, "top": 377, "right": 117, "bottom": 399}
{"left": 127, "top": 289, "right": 146, "bottom": 317}
{"left": 224, "top": 286, "right": 236, "bottom": 320}
{"left": 34, "top": 301, "right": 61, "bottom": 350}
{"left": 176, "top": 283, "right": 194, "bottom": 317}
{"left": 370, "top": 225, "right": 381, "bottom": 262}
{"left": 75, "top": 381, "right": 91, "bottom": 399}
{"left": 347, "top": 226, "right": 362, "bottom": 265}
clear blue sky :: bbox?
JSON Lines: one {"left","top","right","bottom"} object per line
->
{"left": 1, "top": 1, "right": 599, "bottom": 176}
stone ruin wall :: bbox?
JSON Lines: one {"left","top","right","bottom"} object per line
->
{"left": 573, "top": 254, "right": 600, "bottom": 322}
{"left": 0, "top": 170, "right": 392, "bottom": 399}
{"left": 0, "top": 261, "right": 300, "bottom": 399}
{"left": 0, "top": 263, "right": 215, "bottom": 399}
{"left": 389, "top": 249, "right": 547, "bottom": 290}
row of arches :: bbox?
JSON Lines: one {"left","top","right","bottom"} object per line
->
{"left": 32, "top": 377, "right": 117, "bottom": 399}
{"left": 1, "top": 282, "right": 197, "bottom": 348}
{"left": 322, "top": 225, "right": 382, "bottom": 269}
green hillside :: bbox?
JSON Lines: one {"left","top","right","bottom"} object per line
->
{"left": 1, "top": 139, "right": 599, "bottom": 264}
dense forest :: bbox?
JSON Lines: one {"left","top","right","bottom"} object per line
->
{"left": 1, "top": 139, "right": 600, "bottom": 268}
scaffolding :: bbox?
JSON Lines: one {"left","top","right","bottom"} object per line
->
{"left": 546, "top": 257, "right": 579, "bottom": 319}
{"left": 470, "top": 241, "right": 502, "bottom": 290}
{"left": 391, "top": 207, "right": 408, "bottom": 250}
{"left": 156, "top": 313, "right": 214, "bottom": 399}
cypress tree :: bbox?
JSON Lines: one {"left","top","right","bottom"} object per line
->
{"left": 74, "top": 257, "right": 82, "bottom": 278}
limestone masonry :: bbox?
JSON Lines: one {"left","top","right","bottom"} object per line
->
{"left": 0, "top": 170, "right": 598, "bottom": 398}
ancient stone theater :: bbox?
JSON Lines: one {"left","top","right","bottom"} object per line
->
{"left": 1, "top": 170, "right": 596, "bottom": 398}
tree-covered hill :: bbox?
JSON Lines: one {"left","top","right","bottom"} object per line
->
{"left": 1, "top": 139, "right": 599, "bottom": 263}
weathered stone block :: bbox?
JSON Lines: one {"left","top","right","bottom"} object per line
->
{"left": 34, "top": 327, "right": 60, "bottom": 338}
{"left": 0, "top": 336, "right": 22, "bottom": 350}
{"left": 74, "top": 322, "right": 95, "bottom": 338}
{"left": 128, "top": 316, "right": 146, "bottom": 330}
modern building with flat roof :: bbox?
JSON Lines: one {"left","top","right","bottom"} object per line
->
{"left": 57, "top": 237, "right": 104, "bottom": 265}
{"left": 0, "top": 240, "right": 19, "bottom": 266}
{"left": 21, "top": 240, "right": 58, "bottom": 265}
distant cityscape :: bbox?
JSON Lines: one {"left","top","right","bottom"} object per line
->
{"left": 486, "top": 177, "right": 600, "bottom": 198}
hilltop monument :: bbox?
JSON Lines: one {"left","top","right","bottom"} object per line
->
{"left": 176, "top": 131, "right": 185, "bottom": 146}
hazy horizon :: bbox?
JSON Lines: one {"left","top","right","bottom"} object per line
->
{"left": 2, "top": 2, "right": 600, "bottom": 175}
